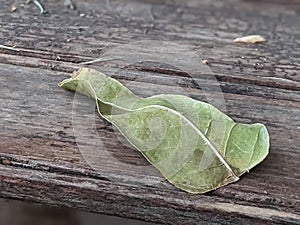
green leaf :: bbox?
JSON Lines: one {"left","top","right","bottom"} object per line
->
{"left": 59, "top": 68, "right": 269, "bottom": 194}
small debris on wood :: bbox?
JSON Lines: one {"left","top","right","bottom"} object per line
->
{"left": 66, "top": 38, "right": 75, "bottom": 42}
{"left": 64, "top": 0, "right": 76, "bottom": 10}
{"left": 234, "top": 35, "right": 266, "bottom": 44}
{"left": 202, "top": 60, "right": 209, "bottom": 65}
{"left": 80, "top": 56, "right": 122, "bottom": 65}
{"left": 2, "top": 159, "right": 11, "bottom": 165}
{"left": 40, "top": 165, "right": 50, "bottom": 171}
{"left": 10, "top": 5, "right": 17, "bottom": 12}
{"left": 253, "top": 62, "right": 264, "bottom": 69}
{"left": 0, "top": 44, "right": 20, "bottom": 51}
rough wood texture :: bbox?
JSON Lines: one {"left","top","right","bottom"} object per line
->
{"left": 0, "top": 0, "right": 299, "bottom": 224}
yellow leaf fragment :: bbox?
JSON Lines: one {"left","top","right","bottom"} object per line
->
{"left": 234, "top": 35, "right": 266, "bottom": 44}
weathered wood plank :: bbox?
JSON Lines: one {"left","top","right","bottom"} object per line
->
{"left": 0, "top": 62, "right": 299, "bottom": 224}
{"left": 0, "top": 0, "right": 299, "bottom": 224}
{"left": 1, "top": 0, "right": 299, "bottom": 84}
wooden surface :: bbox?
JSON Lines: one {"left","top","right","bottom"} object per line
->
{"left": 0, "top": 0, "right": 299, "bottom": 224}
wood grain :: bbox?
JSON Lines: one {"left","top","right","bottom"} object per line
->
{"left": 0, "top": 0, "right": 299, "bottom": 224}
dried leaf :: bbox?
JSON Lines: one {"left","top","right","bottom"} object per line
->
{"left": 59, "top": 68, "right": 269, "bottom": 194}
{"left": 234, "top": 35, "right": 266, "bottom": 44}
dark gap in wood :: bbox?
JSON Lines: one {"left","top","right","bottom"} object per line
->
{"left": 1, "top": 49, "right": 299, "bottom": 92}
{"left": 0, "top": 154, "right": 111, "bottom": 182}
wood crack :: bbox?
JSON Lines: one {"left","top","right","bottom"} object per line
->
{"left": 0, "top": 154, "right": 110, "bottom": 182}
